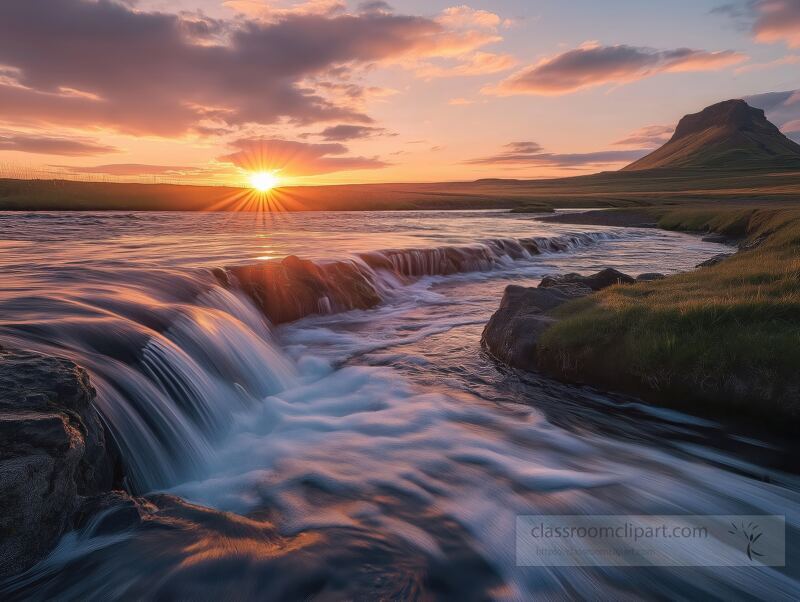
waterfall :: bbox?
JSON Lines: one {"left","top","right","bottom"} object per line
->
{"left": 0, "top": 230, "right": 624, "bottom": 492}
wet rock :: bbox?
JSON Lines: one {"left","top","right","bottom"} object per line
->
{"left": 226, "top": 255, "right": 383, "bottom": 324}
{"left": 696, "top": 253, "right": 733, "bottom": 268}
{"left": 0, "top": 348, "right": 116, "bottom": 577}
{"left": 481, "top": 285, "right": 587, "bottom": 370}
{"left": 701, "top": 233, "right": 732, "bottom": 244}
{"left": 483, "top": 268, "right": 640, "bottom": 371}
{"left": 75, "top": 491, "right": 155, "bottom": 536}
{"left": 636, "top": 272, "right": 666, "bottom": 282}
{"left": 539, "top": 267, "right": 635, "bottom": 291}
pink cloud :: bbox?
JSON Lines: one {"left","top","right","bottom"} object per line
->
{"left": 613, "top": 125, "right": 674, "bottom": 148}
{"left": 752, "top": 0, "right": 800, "bottom": 48}
{"left": 486, "top": 43, "right": 747, "bottom": 96}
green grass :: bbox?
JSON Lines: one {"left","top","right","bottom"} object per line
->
{"left": 537, "top": 206, "right": 800, "bottom": 423}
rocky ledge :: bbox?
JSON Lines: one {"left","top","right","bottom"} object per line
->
{"left": 481, "top": 268, "right": 651, "bottom": 371}
{"left": 0, "top": 347, "right": 120, "bottom": 577}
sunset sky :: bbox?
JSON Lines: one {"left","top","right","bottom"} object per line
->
{"left": 0, "top": 0, "right": 798, "bottom": 186}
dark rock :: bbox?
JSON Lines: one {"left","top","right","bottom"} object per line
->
{"left": 696, "top": 253, "right": 733, "bottom": 268}
{"left": 539, "top": 267, "right": 635, "bottom": 292}
{"left": 538, "top": 280, "right": 593, "bottom": 298}
{"left": 636, "top": 272, "right": 666, "bottom": 282}
{"left": 75, "top": 491, "right": 155, "bottom": 536}
{"left": 0, "top": 348, "right": 116, "bottom": 577}
{"left": 481, "top": 285, "right": 588, "bottom": 370}
{"left": 701, "top": 233, "right": 732, "bottom": 244}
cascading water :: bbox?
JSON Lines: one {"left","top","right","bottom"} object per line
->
{"left": 0, "top": 226, "right": 625, "bottom": 491}
{"left": 1, "top": 210, "right": 797, "bottom": 599}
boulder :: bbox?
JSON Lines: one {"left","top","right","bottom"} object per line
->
{"left": 0, "top": 348, "right": 116, "bottom": 577}
{"left": 539, "top": 267, "right": 635, "bottom": 291}
{"left": 483, "top": 268, "right": 640, "bottom": 371}
{"left": 481, "top": 285, "right": 587, "bottom": 370}
{"left": 636, "top": 272, "right": 666, "bottom": 282}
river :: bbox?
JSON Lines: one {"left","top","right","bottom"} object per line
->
{"left": 0, "top": 210, "right": 797, "bottom": 600}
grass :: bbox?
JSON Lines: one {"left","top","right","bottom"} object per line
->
{"left": 536, "top": 206, "right": 800, "bottom": 424}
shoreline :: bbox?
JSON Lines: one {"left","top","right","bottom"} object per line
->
{"left": 483, "top": 205, "right": 800, "bottom": 429}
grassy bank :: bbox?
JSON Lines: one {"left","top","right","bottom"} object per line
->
{"left": 537, "top": 205, "right": 800, "bottom": 423}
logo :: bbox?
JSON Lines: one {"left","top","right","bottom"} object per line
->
{"left": 728, "top": 521, "right": 764, "bottom": 561}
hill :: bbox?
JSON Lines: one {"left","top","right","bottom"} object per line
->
{"left": 623, "top": 99, "right": 800, "bottom": 171}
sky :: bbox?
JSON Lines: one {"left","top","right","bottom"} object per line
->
{"left": 0, "top": 0, "right": 798, "bottom": 186}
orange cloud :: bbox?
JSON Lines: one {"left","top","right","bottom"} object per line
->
{"left": 218, "top": 138, "right": 389, "bottom": 176}
{"left": 416, "top": 51, "right": 517, "bottom": 78}
{"left": 54, "top": 164, "right": 208, "bottom": 176}
{"left": 486, "top": 43, "right": 747, "bottom": 96}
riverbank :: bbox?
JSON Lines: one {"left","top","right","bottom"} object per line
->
{"left": 491, "top": 205, "right": 800, "bottom": 426}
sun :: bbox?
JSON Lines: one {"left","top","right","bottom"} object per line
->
{"left": 249, "top": 171, "right": 279, "bottom": 192}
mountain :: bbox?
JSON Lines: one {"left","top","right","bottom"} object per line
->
{"left": 623, "top": 99, "right": 800, "bottom": 171}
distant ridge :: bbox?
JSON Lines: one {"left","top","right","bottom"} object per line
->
{"left": 623, "top": 99, "right": 800, "bottom": 171}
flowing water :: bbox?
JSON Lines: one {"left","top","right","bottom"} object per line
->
{"left": 0, "top": 210, "right": 797, "bottom": 600}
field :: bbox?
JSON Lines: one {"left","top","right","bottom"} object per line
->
{"left": 2, "top": 166, "right": 800, "bottom": 211}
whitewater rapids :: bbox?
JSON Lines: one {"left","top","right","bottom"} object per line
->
{"left": 0, "top": 210, "right": 797, "bottom": 599}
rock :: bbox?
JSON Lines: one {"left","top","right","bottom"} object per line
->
{"left": 696, "top": 253, "right": 733, "bottom": 268}
{"left": 481, "top": 285, "right": 588, "bottom": 370}
{"left": 636, "top": 272, "right": 666, "bottom": 282}
{"left": 75, "top": 491, "right": 155, "bottom": 536}
{"left": 0, "top": 348, "right": 117, "bottom": 577}
{"left": 701, "top": 233, "right": 732, "bottom": 244}
{"left": 538, "top": 280, "right": 593, "bottom": 298}
{"left": 225, "top": 255, "right": 383, "bottom": 324}
{"left": 539, "top": 267, "right": 635, "bottom": 292}
{"left": 483, "top": 269, "right": 637, "bottom": 369}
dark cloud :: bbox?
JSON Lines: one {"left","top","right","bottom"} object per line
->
{"left": 0, "top": 130, "right": 119, "bottom": 156}
{"left": 464, "top": 140, "right": 647, "bottom": 168}
{"left": 488, "top": 43, "right": 746, "bottom": 95}
{"left": 358, "top": 1, "right": 393, "bottom": 14}
{"left": 744, "top": 89, "right": 800, "bottom": 141}
{"left": 613, "top": 125, "right": 674, "bottom": 147}
{"left": 0, "top": 0, "right": 468, "bottom": 136}
{"left": 709, "top": 2, "right": 756, "bottom": 20}
{"left": 312, "top": 124, "right": 391, "bottom": 141}
{"left": 218, "top": 138, "right": 389, "bottom": 175}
